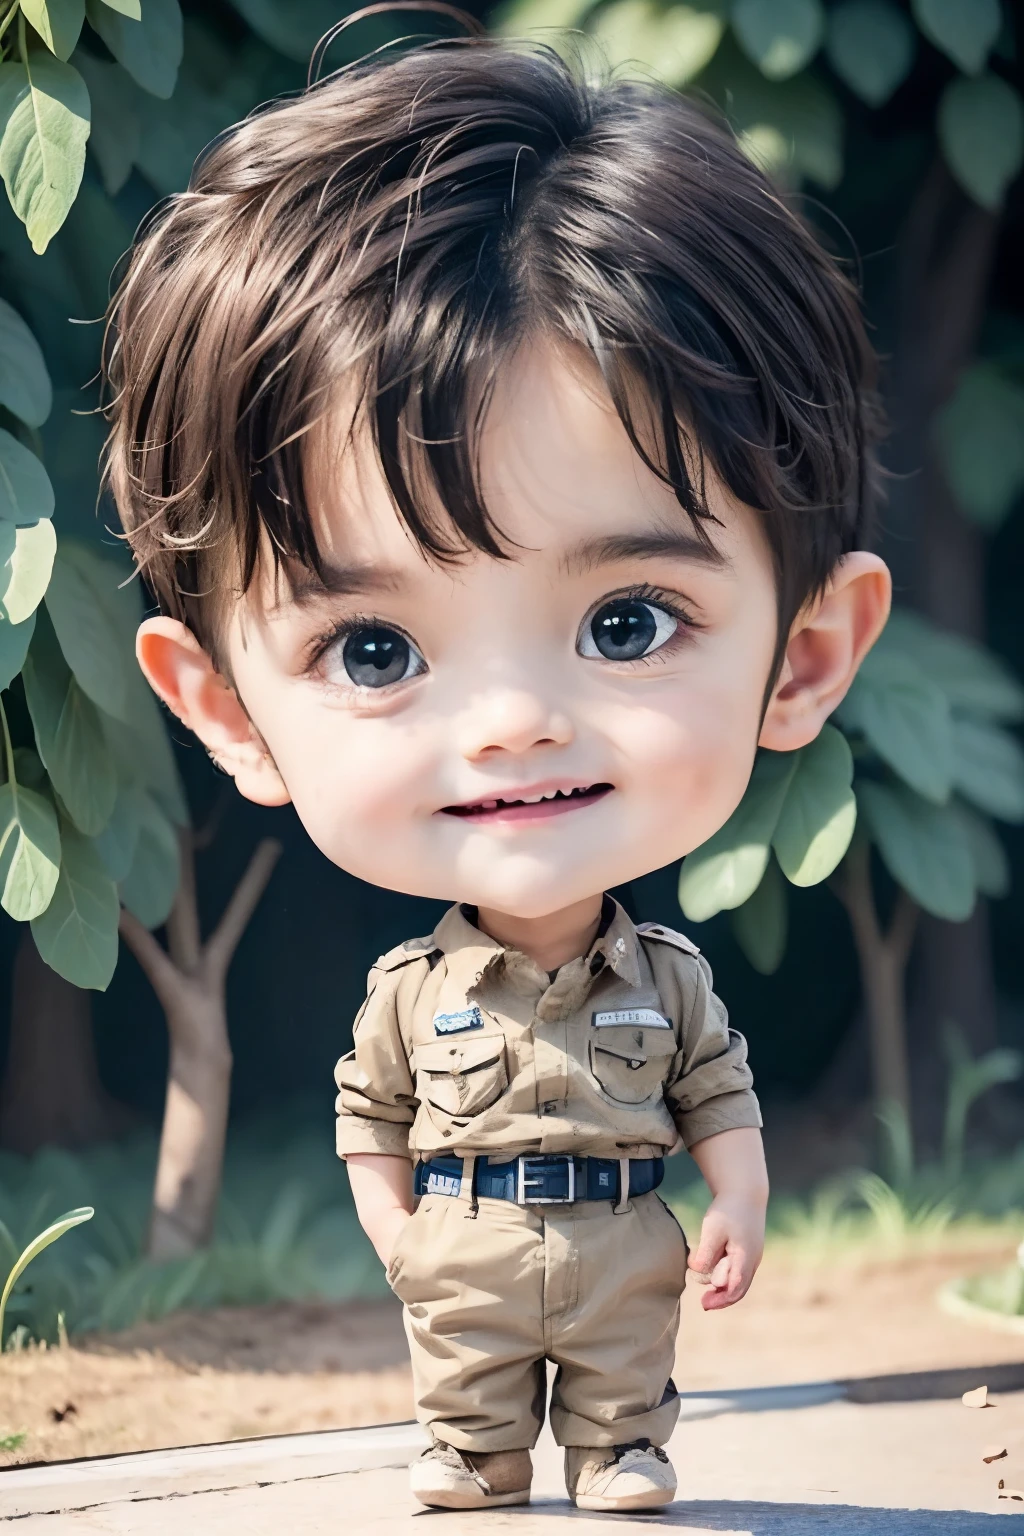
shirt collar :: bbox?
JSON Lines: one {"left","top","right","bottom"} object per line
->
{"left": 430, "top": 896, "right": 643, "bottom": 992}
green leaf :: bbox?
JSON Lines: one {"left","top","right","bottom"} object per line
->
{"left": 99, "top": 0, "right": 141, "bottom": 16}
{"left": 949, "top": 800, "right": 1009, "bottom": 899}
{"left": 226, "top": 0, "right": 351, "bottom": 63}
{"left": 880, "top": 610, "right": 1024, "bottom": 724}
{"left": 0, "top": 610, "right": 34, "bottom": 691}
{"left": 44, "top": 542, "right": 129, "bottom": 720}
{"left": 85, "top": 0, "right": 183, "bottom": 100}
{"left": 12, "top": 745, "right": 46, "bottom": 788}
{"left": 0, "top": 777, "right": 60, "bottom": 920}
{"left": 0, "top": 427, "right": 54, "bottom": 524}
{"left": 700, "top": 39, "right": 843, "bottom": 188}
{"left": 0, "top": 1206, "right": 92, "bottom": 1347}
{"left": 52, "top": 541, "right": 188, "bottom": 823}
{"left": 74, "top": 52, "right": 139, "bottom": 197}
{"left": 118, "top": 789, "right": 179, "bottom": 927}
{"left": 938, "top": 74, "right": 1024, "bottom": 213}
{"left": 592, "top": 0, "right": 726, "bottom": 87}
{"left": 0, "top": 518, "right": 56, "bottom": 624}
{"left": 93, "top": 779, "right": 141, "bottom": 880}
{"left": 857, "top": 780, "right": 975, "bottom": 921}
{"left": 30, "top": 818, "right": 119, "bottom": 988}
{"left": 950, "top": 718, "right": 1024, "bottom": 823}
{"left": 935, "top": 363, "right": 1024, "bottom": 530}
{"left": 21, "top": 0, "right": 86, "bottom": 61}
{"left": 678, "top": 749, "right": 797, "bottom": 920}
{"left": 0, "top": 54, "right": 90, "bottom": 254}
{"left": 772, "top": 723, "right": 857, "bottom": 884}
{"left": 825, "top": 0, "right": 915, "bottom": 107}
{"left": 730, "top": 856, "right": 788, "bottom": 974}
{"left": 732, "top": 0, "right": 824, "bottom": 81}
{"left": 912, "top": 0, "right": 1001, "bottom": 75}
{"left": 837, "top": 652, "right": 953, "bottom": 803}
{"left": 22, "top": 606, "right": 117, "bottom": 837}
{"left": 0, "top": 299, "right": 52, "bottom": 427}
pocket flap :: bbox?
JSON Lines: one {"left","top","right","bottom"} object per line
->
{"left": 591, "top": 1025, "right": 678, "bottom": 1064}
{"left": 415, "top": 1034, "right": 505, "bottom": 1075}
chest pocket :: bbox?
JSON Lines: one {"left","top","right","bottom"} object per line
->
{"left": 589, "top": 1025, "right": 678, "bottom": 1106}
{"left": 414, "top": 1034, "right": 509, "bottom": 1121}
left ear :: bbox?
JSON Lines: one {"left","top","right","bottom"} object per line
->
{"left": 759, "top": 552, "right": 891, "bottom": 753}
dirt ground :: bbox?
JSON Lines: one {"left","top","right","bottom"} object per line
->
{"left": 2, "top": 1240, "right": 1023, "bottom": 1471}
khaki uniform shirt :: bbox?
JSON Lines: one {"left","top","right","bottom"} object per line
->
{"left": 335, "top": 899, "right": 761, "bottom": 1164}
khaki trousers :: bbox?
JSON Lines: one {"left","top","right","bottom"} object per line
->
{"left": 386, "top": 1188, "right": 687, "bottom": 1452}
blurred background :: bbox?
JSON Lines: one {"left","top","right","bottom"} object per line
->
{"left": 0, "top": 0, "right": 1024, "bottom": 1443}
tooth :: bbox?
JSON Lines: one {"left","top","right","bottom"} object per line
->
{"left": 480, "top": 800, "right": 499, "bottom": 810}
{"left": 521, "top": 794, "right": 545, "bottom": 804}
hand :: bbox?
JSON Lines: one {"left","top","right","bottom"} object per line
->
{"left": 686, "top": 1192, "right": 765, "bottom": 1311}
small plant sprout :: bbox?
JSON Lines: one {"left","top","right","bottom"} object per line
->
{"left": 941, "top": 1022, "right": 1023, "bottom": 1181}
{"left": 0, "top": 1208, "right": 93, "bottom": 1353}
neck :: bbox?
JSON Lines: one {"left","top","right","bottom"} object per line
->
{"left": 475, "top": 894, "right": 605, "bottom": 972}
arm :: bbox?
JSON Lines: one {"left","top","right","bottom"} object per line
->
{"left": 347, "top": 1153, "right": 415, "bottom": 1267}
{"left": 687, "top": 1126, "right": 768, "bottom": 1311}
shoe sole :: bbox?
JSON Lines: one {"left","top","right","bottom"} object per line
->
{"left": 575, "top": 1488, "right": 675, "bottom": 1512}
{"left": 413, "top": 1488, "right": 532, "bottom": 1510}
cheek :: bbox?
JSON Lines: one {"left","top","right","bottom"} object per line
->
{"left": 246, "top": 684, "right": 433, "bottom": 852}
{"left": 597, "top": 658, "right": 768, "bottom": 850}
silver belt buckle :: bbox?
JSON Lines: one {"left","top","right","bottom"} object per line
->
{"left": 516, "top": 1154, "right": 576, "bottom": 1205}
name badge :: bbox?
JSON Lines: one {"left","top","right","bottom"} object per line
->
{"left": 592, "top": 1008, "right": 672, "bottom": 1029}
{"left": 433, "top": 1006, "right": 484, "bottom": 1036}
{"left": 424, "top": 1168, "right": 462, "bottom": 1196}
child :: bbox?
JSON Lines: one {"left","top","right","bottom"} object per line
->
{"left": 104, "top": 37, "right": 890, "bottom": 1514}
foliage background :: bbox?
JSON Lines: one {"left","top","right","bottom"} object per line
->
{"left": 0, "top": 0, "right": 1022, "bottom": 1150}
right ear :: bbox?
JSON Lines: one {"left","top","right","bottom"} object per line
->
{"left": 136, "top": 617, "right": 291, "bottom": 807}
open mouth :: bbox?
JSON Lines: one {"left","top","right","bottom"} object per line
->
{"left": 440, "top": 783, "right": 613, "bottom": 823}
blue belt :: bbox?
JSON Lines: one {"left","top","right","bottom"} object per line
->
{"left": 414, "top": 1153, "right": 664, "bottom": 1205}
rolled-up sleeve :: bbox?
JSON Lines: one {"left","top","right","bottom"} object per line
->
{"left": 335, "top": 964, "right": 419, "bottom": 1160}
{"left": 665, "top": 955, "right": 762, "bottom": 1149}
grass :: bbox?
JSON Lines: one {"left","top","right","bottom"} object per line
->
{"left": 2, "top": 1096, "right": 1023, "bottom": 1348}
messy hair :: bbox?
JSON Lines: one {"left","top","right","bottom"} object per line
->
{"left": 103, "top": 36, "right": 881, "bottom": 659}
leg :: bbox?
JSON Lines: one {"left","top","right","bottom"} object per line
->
{"left": 388, "top": 1192, "right": 547, "bottom": 1506}
{"left": 546, "top": 1192, "right": 687, "bottom": 1511}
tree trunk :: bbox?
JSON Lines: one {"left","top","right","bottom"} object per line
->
{"left": 835, "top": 843, "right": 918, "bottom": 1124}
{"left": 884, "top": 157, "right": 1000, "bottom": 1081}
{"left": 0, "top": 930, "right": 137, "bottom": 1153}
{"left": 148, "top": 993, "right": 233, "bottom": 1258}
{"left": 119, "top": 831, "right": 281, "bottom": 1262}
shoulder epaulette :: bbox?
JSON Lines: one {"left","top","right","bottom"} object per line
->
{"left": 371, "top": 935, "right": 441, "bottom": 973}
{"left": 636, "top": 922, "right": 700, "bottom": 957}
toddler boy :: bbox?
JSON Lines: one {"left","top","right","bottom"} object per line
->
{"left": 105, "top": 37, "right": 890, "bottom": 1513}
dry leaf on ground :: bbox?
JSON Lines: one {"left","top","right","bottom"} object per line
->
{"left": 982, "top": 1445, "right": 1007, "bottom": 1462}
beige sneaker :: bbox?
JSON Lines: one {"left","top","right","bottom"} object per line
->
{"left": 566, "top": 1439, "right": 676, "bottom": 1512}
{"left": 409, "top": 1441, "right": 532, "bottom": 1509}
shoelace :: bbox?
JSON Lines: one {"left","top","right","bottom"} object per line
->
{"left": 610, "top": 1438, "right": 669, "bottom": 1466}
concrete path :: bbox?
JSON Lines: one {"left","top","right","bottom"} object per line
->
{"left": 4, "top": 1381, "right": 1024, "bottom": 1531}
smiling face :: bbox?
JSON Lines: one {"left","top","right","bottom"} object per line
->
{"left": 215, "top": 343, "right": 782, "bottom": 917}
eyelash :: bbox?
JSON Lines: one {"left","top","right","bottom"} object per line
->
{"left": 303, "top": 583, "right": 703, "bottom": 683}
{"left": 304, "top": 613, "right": 414, "bottom": 677}
{"left": 595, "top": 583, "right": 703, "bottom": 658}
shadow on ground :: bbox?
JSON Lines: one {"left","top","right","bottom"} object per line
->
{"left": 475, "top": 1499, "right": 1014, "bottom": 1532}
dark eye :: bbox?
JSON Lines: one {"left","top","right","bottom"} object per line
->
{"left": 325, "top": 626, "right": 426, "bottom": 689}
{"left": 578, "top": 598, "right": 678, "bottom": 662}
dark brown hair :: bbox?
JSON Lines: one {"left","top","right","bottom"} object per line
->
{"left": 103, "top": 37, "right": 881, "bottom": 658}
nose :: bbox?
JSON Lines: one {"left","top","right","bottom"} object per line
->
{"left": 456, "top": 685, "right": 574, "bottom": 762}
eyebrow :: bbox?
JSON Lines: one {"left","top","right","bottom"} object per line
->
{"left": 272, "top": 559, "right": 410, "bottom": 612}
{"left": 561, "top": 529, "right": 730, "bottom": 577}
